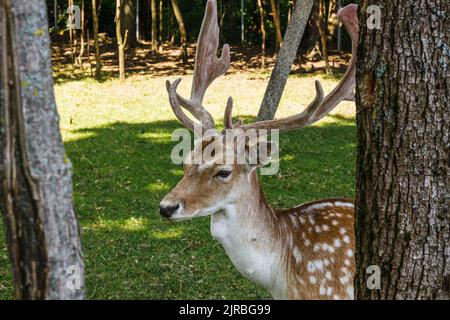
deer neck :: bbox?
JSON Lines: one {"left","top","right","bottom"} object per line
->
{"left": 210, "top": 171, "right": 288, "bottom": 298}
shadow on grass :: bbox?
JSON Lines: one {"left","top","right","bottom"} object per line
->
{"left": 0, "top": 118, "right": 356, "bottom": 299}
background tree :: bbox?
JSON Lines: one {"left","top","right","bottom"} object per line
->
{"left": 269, "top": 0, "right": 283, "bottom": 49}
{"left": 151, "top": 0, "right": 158, "bottom": 51}
{"left": 170, "top": 0, "right": 188, "bottom": 64}
{"left": 257, "top": 0, "right": 315, "bottom": 120}
{"left": 159, "top": 0, "right": 163, "bottom": 51}
{"left": 0, "top": 0, "right": 84, "bottom": 299}
{"left": 257, "top": 0, "right": 267, "bottom": 68}
{"left": 121, "top": 0, "right": 137, "bottom": 48}
{"left": 116, "top": 0, "right": 129, "bottom": 80}
{"left": 318, "top": 0, "right": 332, "bottom": 74}
{"left": 75, "top": 0, "right": 85, "bottom": 67}
{"left": 355, "top": 0, "right": 449, "bottom": 299}
{"left": 92, "top": 0, "right": 102, "bottom": 80}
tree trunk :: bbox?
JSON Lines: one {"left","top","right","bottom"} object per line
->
{"left": 269, "top": 0, "right": 282, "bottom": 49}
{"left": 68, "top": 0, "right": 75, "bottom": 66}
{"left": 151, "top": 0, "right": 158, "bottom": 51}
{"left": 257, "top": 0, "right": 266, "bottom": 68}
{"left": 257, "top": 0, "right": 315, "bottom": 121}
{"left": 318, "top": 0, "right": 332, "bottom": 75}
{"left": 355, "top": 0, "right": 450, "bottom": 300}
{"left": 92, "top": 0, "right": 102, "bottom": 80}
{"left": 121, "top": 0, "right": 137, "bottom": 48}
{"left": 158, "top": 0, "right": 163, "bottom": 51}
{"left": 116, "top": 0, "right": 128, "bottom": 80}
{"left": 0, "top": 0, "right": 84, "bottom": 299}
{"left": 170, "top": 0, "right": 188, "bottom": 65}
{"left": 76, "top": 0, "right": 85, "bottom": 68}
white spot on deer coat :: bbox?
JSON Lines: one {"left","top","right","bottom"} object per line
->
{"left": 334, "top": 238, "right": 342, "bottom": 248}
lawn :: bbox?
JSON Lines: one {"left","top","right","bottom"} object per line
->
{"left": 0, "top": 71, "right": 356, "bottom": 299}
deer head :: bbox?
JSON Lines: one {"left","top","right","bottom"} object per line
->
{"left": 159, "top": 0, "right": 358, "bottom": 221}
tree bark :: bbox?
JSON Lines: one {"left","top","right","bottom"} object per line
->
{"left": 0, "top": 0, "right": 84, "bottom": 299}
{"left": 257, "top": 0, "right": 266, "bottom": 68}
{"left": 151, "top": 0, "right": 158, "bottom": 51}
{"left": 170, "top": 0, "right": 188, "bottom": 65}
{"left": 92, "top": 0, "right": 102, "bottom": 80}
{"left": 257, "top": 0, "right": 315, "bottom": 121}
{"left": 269, "top": 0, "right": 282, "bottom": 49}
{"left": 116, "top": 0, "right": 128, "bottom": 80}
{"left": 355, "top": 0, "right": 450, "bottom": 299}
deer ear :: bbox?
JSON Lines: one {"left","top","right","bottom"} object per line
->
{"left": 246, "top": 140, "right": 278, "bottom": 170}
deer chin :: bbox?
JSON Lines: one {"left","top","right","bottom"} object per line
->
{"left": 169, "top": 206, "right": 223, "bottom": 222}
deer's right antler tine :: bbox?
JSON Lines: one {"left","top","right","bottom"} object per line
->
{"left": 166, "top": 0, "right": 231, "bottom": 132}
{"left": 235, "top": 4, "right": 358, "bottom": 133}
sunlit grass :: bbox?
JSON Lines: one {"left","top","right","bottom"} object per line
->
{"left": 0, "top": 72, "right": 356, "bottom": 300}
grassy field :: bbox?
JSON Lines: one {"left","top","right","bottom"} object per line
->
{"left": 0, "top": 72, "right": 356, "bottom": 299}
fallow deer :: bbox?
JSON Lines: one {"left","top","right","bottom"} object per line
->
{"left": 159, "top": 0, "right": 359, "bottom": 300}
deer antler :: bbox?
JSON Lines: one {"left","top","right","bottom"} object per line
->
{"left": 166, "top": 0, "right": 230, "bottom": 132}
{"left": 226, "top": 4, "right": 359, "bottom": 132}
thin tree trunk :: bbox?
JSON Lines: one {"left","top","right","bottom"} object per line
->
{"left": 158, "top": 0, "right": 163, "bottom": 51}
{"left": 170, "top": 0, "right": 188, "bottom": 64}
{"left": 116, "top": 0, "right": 128, "bottom": 80}
{"left": 355, "top": 0, "right": 450, "bottom": 299}
{"left": 0, "top": 0, "right": 84, "bottom": 299}
{"left": 257, "top": 0, "right": 315, "bottom": 121}
{"left": 151, "top": 0, "right": 158, "bottom": 51}
{"left": 269, "top": 0, "right": 282, "bottom": 49}
{"left": 76, "top": 0, "right": 85, "bottom": 68}
{"left": 69, "top": 0, "right": 75, "bottom": 66}
{"left": 257, "top": 0, "right": 266, "bottom": 68}
{"left": 92, "top": 0, "right": 102, "bottom": 80}
{"left": 318, "top": 0, "right": 332, "bottom": 75}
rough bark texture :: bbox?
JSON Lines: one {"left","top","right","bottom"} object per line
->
{"left": 355, "top": 0, "right": 450, "bottom": 299}
{"left": 257, "top": 0, "right": 315, "bottom": 121}
{"left": 0, "top": 0, "right": 84, "bottom": 299}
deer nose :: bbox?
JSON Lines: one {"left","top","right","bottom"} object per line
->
{"left": 159, "top": 203, "right": 180, "bottom": 218}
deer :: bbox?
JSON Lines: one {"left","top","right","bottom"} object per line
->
{"left": 159, "top": 0, "right": 359, "bottom": 300}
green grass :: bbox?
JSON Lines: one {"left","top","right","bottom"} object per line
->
{"left": 0, "top": 73, "right": 356, "bottom": 299}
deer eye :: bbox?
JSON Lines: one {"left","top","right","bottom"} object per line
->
{"left": 214, "top": 170, "right": 232, "bottom": 179}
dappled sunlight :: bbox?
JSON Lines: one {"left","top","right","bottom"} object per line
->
{"left": 147, "top": 182, "right": 170, "bottom": 192}
{"left": 151, "top": 228, "right": 184, "bottom": 240}
{"left": 82, "top": 216, "right": 185, "bottom": 239}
